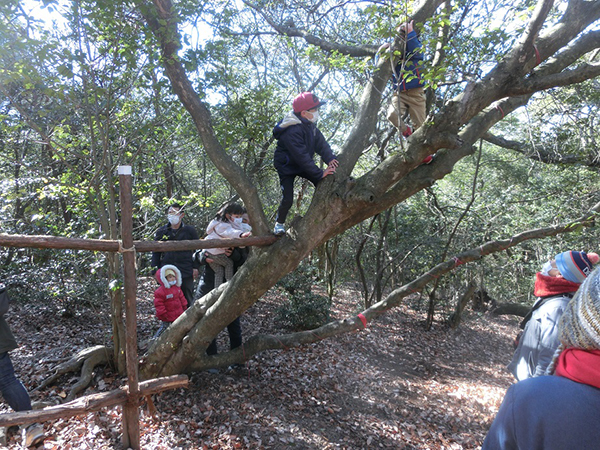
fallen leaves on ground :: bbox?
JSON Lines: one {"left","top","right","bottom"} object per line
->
{"left": 1, "top": 281, "right": 518, "bottom": 449}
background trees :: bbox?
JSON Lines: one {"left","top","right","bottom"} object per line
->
{"left": 1, "top": 0, "right": 599, "bottom": 375}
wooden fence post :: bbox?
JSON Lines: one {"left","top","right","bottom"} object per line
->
{"left": 118, "top": 165, "right": 140, "bottom": 449}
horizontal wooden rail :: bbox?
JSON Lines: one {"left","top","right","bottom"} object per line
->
{"left": 0, "top": 234, "right": 278, "bottom": 253}
{"left": 0, "top": 375, "right": 188, "bottom": 427}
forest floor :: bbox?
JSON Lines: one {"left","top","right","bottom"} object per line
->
{"left": 1, "top": 278, "right": 519, "bottom": 449}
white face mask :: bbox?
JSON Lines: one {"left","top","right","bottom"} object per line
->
{"left": 168, "top": 214, "right": 181, "bottom": 225}
{"left": 168, "top": 280, "right": 177, "bottom": 286}
{"left": 233, "top": 217, "right": 244, "bottom": 225}
{"left": 307, "top": 110, "right": 319, "bottom": 123}
{"left": 541, "top": 261, "right": 553, "bottom": 276}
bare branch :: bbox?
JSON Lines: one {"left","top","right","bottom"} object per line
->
{"left": 194, "top": 200, "right": 600, "bottom": 365}
{"left": 483, "top": 132, "right": 600, "bottom": 166}
{"left": 143, "top": 0, "right": 269, "bottom": 233}
{"left": 242, "top": 1, "right": 379, "bottom": 57}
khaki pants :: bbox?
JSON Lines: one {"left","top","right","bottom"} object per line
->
{"left": 387, "top": 87, "right": 426, "bottom": 133}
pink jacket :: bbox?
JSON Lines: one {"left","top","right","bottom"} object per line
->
{"left": 204, "top": 219, "right": 246, "bottom": 255}
{"left": 153, "top": 265, "right": 187, "bottom": 322}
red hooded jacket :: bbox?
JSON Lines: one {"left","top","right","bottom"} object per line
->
{"left": 153, "top": 265, "right": 187, "bottom": 322}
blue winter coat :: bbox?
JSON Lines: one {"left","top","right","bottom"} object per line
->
{"left": 392, "top": 30, "right": 425, "bottom": 92}
{"left": 273, "top": 111, "right": 336, "bottom": 181}
{"left": 482, "top": 375, "right": 600, "bottom": 449}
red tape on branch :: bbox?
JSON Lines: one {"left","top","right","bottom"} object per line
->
{"left": 534, "top": 45, "right": 541, "bottom": 66}
{"left": 496, "top": 105, "right": 505, "bottom": 119}
{"left": 453, "top": 256, "right": 464, "bottom": 266}
{"left": 358, "top": 314, "right": 367, "bottom": 328}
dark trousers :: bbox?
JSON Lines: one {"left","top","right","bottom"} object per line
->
{"left": 206, "top": 317, "right": 242, "bottom": 356}
{"left": 181, "top": 276, "right": 194, "bottom": 306}
{"left": 276, "top": 171, "right": 321, "bottom": 224}
{"left": 0, "top": 352, "right": 31, "bottom": 412}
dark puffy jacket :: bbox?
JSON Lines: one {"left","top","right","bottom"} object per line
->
{"left": 392, "top": 30, "right": 425, "bottom": 92}
{"left": 273, "top": 112, "right": 336, "bottom": 181}
{"left": 151, "top": 222, "right": 199, "bottom": 279}
{"left": 482, "top": 375, "right": 600, "bottom": 449}
{"left": 0, "top": 288, "right": 17, "bottom": 354}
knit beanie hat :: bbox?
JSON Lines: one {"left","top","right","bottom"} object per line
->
{"left": 558, "top": 266, "right": 600, "bottom": 350}
{"left": 555, "top": 251, "right": 600, "bottom": 284}
{"left": 546, "top": 266, "right": 600, "bottom": 374}
{"left": 164, "top": 268, "right": 176, "bottom": 278}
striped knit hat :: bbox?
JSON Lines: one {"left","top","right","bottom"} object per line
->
{"left": 555, "top": 251, "right": 599, "bottom": 284}
{"left": 547, "top": 266, "right": 600, "bottom": 374}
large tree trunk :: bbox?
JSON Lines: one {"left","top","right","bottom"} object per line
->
{"left": 136, "top": 0, "right": 600, "bottom": 377}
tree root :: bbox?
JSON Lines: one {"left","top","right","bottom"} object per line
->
{"left": 35, "top": 345, "right": 113, "bottom": 401}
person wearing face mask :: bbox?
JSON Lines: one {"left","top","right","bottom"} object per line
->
{"left": 203, "top": 203, "right": 252, "bottom": 289}
{"left": 508, "top": 250, "right": 599, "bottom": 381}
{"left": 152, "top": 265, "right": 188, "bottom": 338}
{"left": 151, "top": 203, "right": 199, "bottom": 304}
{"left": 272, "top": 92, "right": 338, "bottom": 236}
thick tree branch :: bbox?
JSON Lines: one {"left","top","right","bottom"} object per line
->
{"left": 507, "top": 62, "right": 600, "bottom": 95}
{"left": 483, "top": 132, "right": 600, "bottom": 166}
{"left": 431, "top": 0, "right": 600, "bottom": 132}
{"left": 142, "top": 0, "right": 269, "bottom": 233}
{"left": 190, "top": 201, "right": 600, "bottom": 364}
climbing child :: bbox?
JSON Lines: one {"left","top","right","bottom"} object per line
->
{"left": 153, "top": 264, "right": 188, "bottom": 338}
{"left": 272, "top": 91, "right": 338, "bottom": 236}
{"left": 204, "top": 203, "right": 252, "bottom": 288}
{"left": 379, "top": 20, "right": 433, "bottom": 164}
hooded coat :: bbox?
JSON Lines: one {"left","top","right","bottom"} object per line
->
{"left": 273, "top": 112, "right": 336, "bottom": 182}
{"left": 153, "top": 265, "right": 188, "bottom": 322}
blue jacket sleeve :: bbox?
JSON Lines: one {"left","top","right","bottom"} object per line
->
{"left": 404, "top": 30, "right": 423, "bottom": 65}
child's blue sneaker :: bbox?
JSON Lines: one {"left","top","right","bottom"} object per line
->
{"left": 273, "top": 223, "right": 286, "bottom": 236}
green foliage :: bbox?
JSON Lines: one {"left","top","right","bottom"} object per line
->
{"left": 275, "top": 292, "right": 332, "bottom": 331}
{"left": 275, "top": 263, "right": 332, "bottom": 331}
{"left": 0, "top": 0, "right": 599, "bottom": 326}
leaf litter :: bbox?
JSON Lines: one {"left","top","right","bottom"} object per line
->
{"left": 1, "top": 279, "right": 518, "bottom": 449}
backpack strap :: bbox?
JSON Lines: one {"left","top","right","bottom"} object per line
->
{"left": 519, "top": 293, "right": 574, "bottom": 329}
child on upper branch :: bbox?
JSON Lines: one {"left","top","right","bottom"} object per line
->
{"left": 272, "top": 92, "right": 338, "bottom": 236}
{"left": 153, "top": 264, "right": 188, "bottom": 338}
{"left": 204, "top": 203, "right": 252, "bottom": 288}
{"left": 379, "top": 20, "right": 433, "bottom": 164}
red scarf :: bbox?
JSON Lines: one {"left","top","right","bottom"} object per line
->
{"left": 555, "top": 348, "right": 600, "bottom": 389}
{"left": 533, "top": 272, "right": 580, "bottom": 297}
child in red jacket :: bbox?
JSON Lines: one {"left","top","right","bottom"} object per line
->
{"left": 153, "top": 264, "right": 188, "bottom": 338}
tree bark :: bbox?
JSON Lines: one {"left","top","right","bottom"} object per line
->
{"left": 492, "top": 303, "right": 531, "bottom": 318}
{"left": 132, "top": 0, "right": 600, "bottom": 377}
{"left": 448, "top": 280, "right": 478, "bottom": 328}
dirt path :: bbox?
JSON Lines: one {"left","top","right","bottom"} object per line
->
{"left": 1, "top": 281, "right": 517, "bottom": 448}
